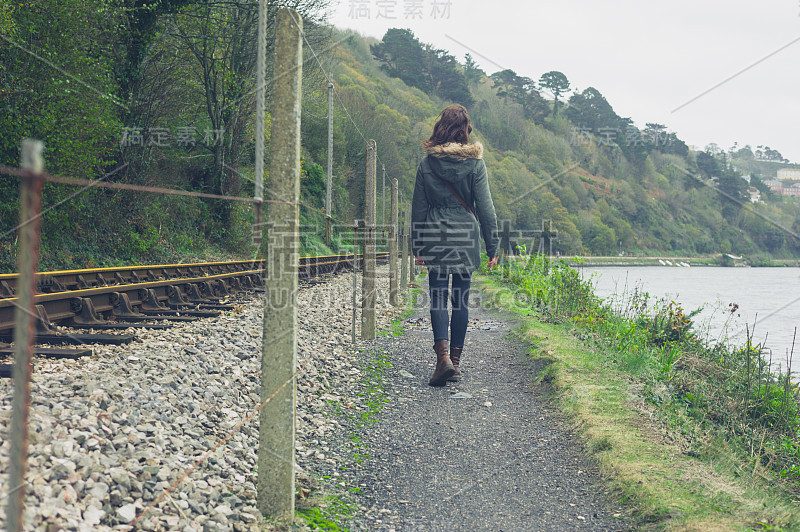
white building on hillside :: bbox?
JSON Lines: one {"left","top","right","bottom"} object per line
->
{"left": 777, "top": 169, "right": 800, "bottom": 181}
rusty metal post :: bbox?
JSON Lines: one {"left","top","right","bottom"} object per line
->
{"left": 389, "top": 179, "right": 399, "bottom": 306}
{"left": 352, "top": 221, "right": 359, "bottom": 344}
{"left": 258, "top": 7, "right": 301, "bottom": 521}
{"left": 7, "top": 139, "right": 45, "bottom": 532}
{"left": 361, "top": 140, "right": 377, "bottom": 339}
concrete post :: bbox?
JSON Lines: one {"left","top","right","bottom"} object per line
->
{"left": 325, "top": 74, "right": 334, "bottom": 247}
{"left": 253, "top": 0, "right": 267, "bottom": 248}
{"left": 400, "top": 202, "right": 408, "bottom": 296}
{"left": 361, "top": 140, "right": 377, "bottom": 339}
{"left": 407, "top": 201, "right": 415, "bottom": 284}
{"left": 381, "top": 164, "right": 386, "bottom": 241}
{"left": 501, "top": 219, "right": 511, "bottom": 278}
{"left": 389, "top": 179, "right": 399, "bottom": 306}
{"left": 352, "top": 221, "right": 359, "bottom": 344}
{"left": 258, "top": 8, "right": 301, "bottom": 520}
{"left": 7, "top": 139, "right": 45, "bottom": 532}
{"left": 326, "top": 75, "right": 334, "bottom": 219}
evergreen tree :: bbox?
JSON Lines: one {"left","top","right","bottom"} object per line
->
{"left": 538, "top": 70, "right": 571, "bottom": 115}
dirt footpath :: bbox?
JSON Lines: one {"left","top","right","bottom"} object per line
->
{"left": 343, "top": 283, "right": 631, "bottom": 531}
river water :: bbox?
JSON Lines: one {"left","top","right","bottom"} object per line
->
{"left": 580, "top": 266, "right": 800, "bottom": 373}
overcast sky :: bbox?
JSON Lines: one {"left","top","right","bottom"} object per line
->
{"left": 328, "top": 0, "right": 800, "bottom": 165}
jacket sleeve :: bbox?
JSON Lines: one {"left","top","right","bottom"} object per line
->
{"left": 473, "top": 160, "right": 500, "bottom": 258}
{"left": 410, "top": 163, "right": 428, "bottom": 257}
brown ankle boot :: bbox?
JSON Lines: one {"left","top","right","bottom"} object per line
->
{"left": 448, "top": 347, "right": 463, "bottom": 382}
{"left": 429, "top": 339, "right": 455, "bottom": 386}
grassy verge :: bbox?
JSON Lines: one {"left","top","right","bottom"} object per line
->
{"left": 478, "top": 254, "right": 800, "bottom": 531}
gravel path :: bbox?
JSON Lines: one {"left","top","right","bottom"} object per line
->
{"left": 320, "top": 278, "right": 631, "bottom": 531}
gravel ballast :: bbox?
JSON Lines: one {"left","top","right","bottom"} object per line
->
{"left": 0, "top": 267, "right": 403, "bottom": 531}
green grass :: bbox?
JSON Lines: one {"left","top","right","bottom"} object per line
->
{"left": 297, "top": 496, "right": 358, "bottom": 531}
{"left": 478, "top": 253, "right": 800, "bottom": 531}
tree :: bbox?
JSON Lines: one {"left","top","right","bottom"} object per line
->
{"left": 371, "top": 28, "right": 430, "bottom": 92}
{"left": 425, "top": 46, "right": 474, "bottom": 107}
{"left": 755, "top": 145, "right": 789, "bottom": 163}
{"left": 538, "top": 70, "right": 570, "bottom": 115}
{"left": 565, "top": 87, "right": 620, "bottom": 131}
{"left": 464, "top": 53, "right": 484, "bottom": 86}
{"left": 489, "top": 69, "right": 547, "bottom": 122}
{"left": 371, "top": 29, "right": 473, "bottom": 107}
{"left": 696, "top": 151, "right": 722, "bottom": 178}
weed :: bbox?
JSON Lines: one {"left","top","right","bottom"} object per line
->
{"left": 296, "top": 495, "right": 357, "bottom": 531}
{"left": 482, "top": 252, "right": 800, "bottom": 495}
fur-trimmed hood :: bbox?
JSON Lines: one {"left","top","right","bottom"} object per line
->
{"left": 424, "top": 141, "right": 483, "bottom": 161}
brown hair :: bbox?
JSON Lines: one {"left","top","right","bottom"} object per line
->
{"left": 422, "top": 104, "right": 472, "bottom": 148}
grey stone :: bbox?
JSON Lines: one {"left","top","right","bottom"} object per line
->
{"left": 108, "top": 467, "right": 131, "bottom": 488}
{"left": 116, "top": 503, "right": 137, "bottom": 522}
{"left": 89, "top": 482, "right": 109, "bottom": 500}
{"left": 83, "top": 506, "right": 104, "bottom": 526}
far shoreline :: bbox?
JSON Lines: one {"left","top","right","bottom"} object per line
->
{"left": 556, "top": 256, "right": 800, "bottom": 267}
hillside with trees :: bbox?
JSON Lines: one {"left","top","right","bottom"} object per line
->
{"left": 313, "top": 28, "right": 800, "bottom": 259}
{"left": 1, "top": 8, "right": 799, "bottom": 272}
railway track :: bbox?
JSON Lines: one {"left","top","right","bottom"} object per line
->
{"left": 0, "top": 253, "right": 390, "bottom": 377}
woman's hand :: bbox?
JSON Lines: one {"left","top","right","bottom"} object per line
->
{"left": 415, "top": 256, "right": 425, "bottom": 266}
{"left": 487, "top": 256, "right": 499, "bottom": 268}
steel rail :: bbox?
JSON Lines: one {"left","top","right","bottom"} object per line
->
{"left": 0, "top": 253, "right": 390, "bottom": 297}
{"left": 0, "top": 253, "right": 391, "bottom": 334}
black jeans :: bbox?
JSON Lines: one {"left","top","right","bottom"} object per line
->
{"left": 428, "top": 270, "right": 472, "bottom": 348}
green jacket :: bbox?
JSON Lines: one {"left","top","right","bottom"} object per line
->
{"left": 411, "top": 142, "right": 499, "bottom": 274}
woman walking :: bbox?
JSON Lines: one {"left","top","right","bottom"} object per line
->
{"left": 411, "top": 104, "right": 500, "bottom": 386}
